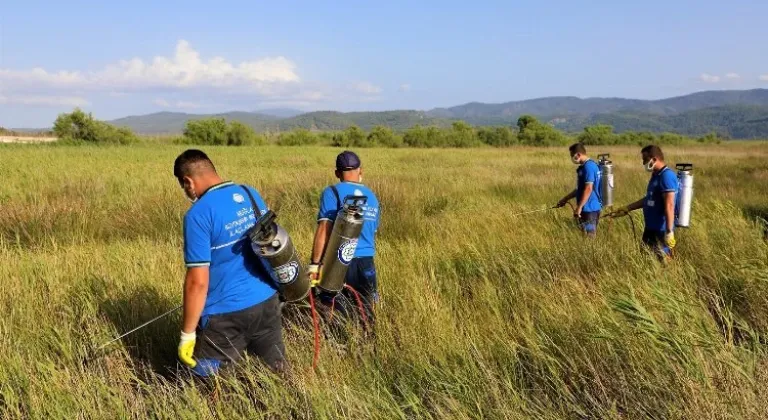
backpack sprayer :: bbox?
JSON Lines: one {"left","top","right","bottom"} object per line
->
{"left": 597, "top": 153, "right": 614, "bottom": 209}
{"left": 306, "top": 194, "right": 369, "bottom": 370}
{"left": 248, "top": 210, "right": 310, "bottom": 302}
{"left": 675, "top": 163, "right": 694, "bottom": 228}
{"left": 317, "top": 195, "right": 367, "bottom": 293}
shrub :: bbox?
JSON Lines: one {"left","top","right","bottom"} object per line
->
{"left": 53, "top": 109, "right": 137, "bottom": 144}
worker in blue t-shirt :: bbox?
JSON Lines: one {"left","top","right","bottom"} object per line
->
{"left": 173, "top": 149, "right": 285, "bottom": 376}
{"left": 308, "top": 151, "right": 380, "bottom": 324}
{"left": 612, "top": 145, "right": 679, "bottom": 259}
{"left": 556, "top": 143, "right": 603, "bottom": 236}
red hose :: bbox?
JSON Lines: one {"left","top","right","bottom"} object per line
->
{"left": 308, "top": 290, "right": 321, "bottom": 371}
{"left": 344, "top": 284, "right": 370, "bottom": 331}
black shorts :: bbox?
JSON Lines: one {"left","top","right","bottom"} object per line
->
{"left": 319, "top": 257, "right": 378, "bottom": 323}
{"left": 579, "top": 211, "right": 600, "bottom": 233}
{"left": 192, "top": 294, "right": 285, "bottom": 376}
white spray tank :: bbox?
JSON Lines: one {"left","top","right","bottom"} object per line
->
{"left": 675, "top": 163, "right": 694, "bottom": 228}
{"left": 597, "top": 154, "right": 614, "bottom": 208}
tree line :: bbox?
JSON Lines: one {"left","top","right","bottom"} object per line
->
{"left": 51, "top": 109, "right": 725, "bottom": 147}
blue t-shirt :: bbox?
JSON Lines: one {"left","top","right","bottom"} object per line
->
{"left": 317, "top": 181, "right": 380, "bottom": 258}
{"left": 643, "top": 167, "right": 679, "bottom": 232}
{"left": 183, "top": 181, "right": 276, "bottom": 317}
{"left": 577, "top": 159, "right": 602, "bottom": 213}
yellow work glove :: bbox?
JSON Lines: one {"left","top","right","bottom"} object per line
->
{"left": 665, "top": 231, "right": 676, "bottom": 249}
{"left": 307, "top": 264, "right": 321, "bottom": 287}
{"left": 611, "top": 206, "right": 630, "bottom": 218}
{"left": 178, "top": 330, "right": 197, "bottom": 368}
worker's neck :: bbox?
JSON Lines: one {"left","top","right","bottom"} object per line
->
{"left": 197, "top": 174, "right": 225, "bottom": 194}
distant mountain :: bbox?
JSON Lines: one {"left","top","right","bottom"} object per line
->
{"left": 427, "top": 89, "right": 768, "bottom": 125}
{"left": 107, "top": 89, "right": 768, "bottom": 138}
{"left": 253, "top": 108, "right": 304, "bottom": 118}
{"left": 110, "top": 111, "right": 277, "bottom": 134}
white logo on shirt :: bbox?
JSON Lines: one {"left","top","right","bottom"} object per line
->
{"left": 233, "top": 193, "right": 245, "bottom": 203}
{"left": 353, "top": 189, "right": 364, "bottom": 197}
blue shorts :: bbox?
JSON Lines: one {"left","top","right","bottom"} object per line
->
{"left": 319, "top": 257, "right": 377, "bottom": 322}
{"left": 579, "top": 211, "right": 601, "bottom": 233}
{"left": 642, "top": 230, "right": 672, "bottom": 259}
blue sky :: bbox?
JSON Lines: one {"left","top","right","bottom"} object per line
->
{"left": 1, "top": 0, "right": 767, "bottom": 127}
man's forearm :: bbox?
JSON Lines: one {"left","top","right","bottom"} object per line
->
{"left": 561, "top": 189, "right": 577, "bottom": 203}
{"left": 578, "top": 184, "right": 593, "bottom": 208}
{"left": 664, "top": 192, "right": 675, "bottom": 232}
{"left": 627, "top": 198, "right": 645, "bottom": 212}
{"left": 311, "top": 221, "right": 332, "bottom": 264}
{"left": 182, "top": 268, "right": 208, "bottom": 333}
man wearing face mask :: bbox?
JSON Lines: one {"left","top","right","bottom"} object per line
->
{"left": 173, "top": 149, "right": 285, "bottom": 376}
{"left": 556, "top": 143, "right": 603, "bottom": 236}
{"left": 611, "top": 145, "right": 679, "bottom": 259}
{"left": 308, "top": 150, "right": 380, "bottom": 325}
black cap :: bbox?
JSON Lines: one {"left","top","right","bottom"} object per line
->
{"left": 336, "top": 150, "right": 361, "bottom": 171}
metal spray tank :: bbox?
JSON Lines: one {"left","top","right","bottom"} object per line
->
{"left": 248, "top": 211, "right": 310, "bottom": 302}
{"left": 675, "top": 163, "right": 694, "bottom": 228}
{"left": 318, "top": 195, "right": 367, "bottom": 294}
{"left": 597, "top": 153, "right": 614, "bottom": 208}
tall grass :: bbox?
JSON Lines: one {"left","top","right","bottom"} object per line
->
{"left": 1, "top": 143, "right": 767, "bottom": 418}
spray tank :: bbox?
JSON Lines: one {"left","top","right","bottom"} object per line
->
{"left": 247, "top": 210, "right": 310, "bottom": 302}
{"left": 675, "top": 163, "right": 694, "bottom": 228}
{"left": 597, "top": 153, "right": 614, "bottom": 208}
{"left": 238, "top": 186, "right": 309, "bottom": 302}
{"left": 318, "top": 195, "right": 367, "bottom": 294}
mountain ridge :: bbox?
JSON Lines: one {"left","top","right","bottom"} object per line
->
{"left": 105, "top": 89, "right": 768, "bottom": 138}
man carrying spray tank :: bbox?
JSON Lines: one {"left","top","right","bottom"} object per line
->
{"left": 308, "top": 151, "right": 381, "bottom": 325}
{"left": 556, "top": 143, "right": 603, "bottom": 236}
{"left": 611, "top": 145, "right": 679, "bottom": 260}
{"left": 174, "top": 149, "right": 286, "bottom": 376}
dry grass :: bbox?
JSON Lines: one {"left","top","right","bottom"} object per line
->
{"left": 0, "top": 142, "right": 767, "bottom": 419}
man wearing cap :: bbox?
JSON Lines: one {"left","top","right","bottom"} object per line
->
{"left": 308, "top": 150, "right": 380, "bottom": 325}
{"left": 612, "top": 145, "right": 679, "bottom": 260}
{"left": 556, "top": 142, "right": 603, "bottom": 236}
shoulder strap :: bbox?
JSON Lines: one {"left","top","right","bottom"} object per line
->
{"left": 330, "top": 185, "right": 342, "bottom": 209}
{"left": 240, "top": 185, "right": 262, "bottom": 216}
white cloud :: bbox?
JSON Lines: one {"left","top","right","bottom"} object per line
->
{"left": 0, "top": 40, "right": 299, "bottom": 93}
{"left": 0, "top": 94, "right": 89, "bottom": 107}
{"left": 700, "top": 73, "right": 720, "bottom": 83}
{"left": 725, "top": 72, "right": 740, "bottom": 80}
{"left": 399, "top": 83, "right": 412, "bottom": 92}
{"left": 351, "top": 81, "right": 382, "bottom": 95}
{"left": 153, "top": 98, "right": 170, "bottom": 107}
{"left": 760, "top": 74, "right": 768, "bottom": 81}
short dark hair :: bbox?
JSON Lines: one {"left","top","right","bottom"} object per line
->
{"left": 641, "top": 145, "right": 664, "bottom": 160}
{"left": 173, "top": 149, "right": 216, "bottom": 180}
{"left": 569, "top": 143, "right": 587, "bottom": 155}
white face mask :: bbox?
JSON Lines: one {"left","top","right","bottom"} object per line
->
{"left": 643, "top": 159, "right": 656, "bottom": 172}
{"left": 571, "top": 154, "right": 581, "bottom": 165}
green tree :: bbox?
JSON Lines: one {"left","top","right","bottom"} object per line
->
{"left": 446, "top": 121, "right": 479, "bottom": 147}
{"left": 516, "top": 115, "right": 566, "bottom": 146}
{"left": 226, "top": 121, "right": 262, "bottom": 146}
{"left": 277, "top": 129, "right": 318, "bottom": 146}
{"left": 577, "top": 124, "right": 617, "bottom": 145}
{"left": 53, "top": 108, "right": 137, "bottom": 144}
{"left": 183, "top": 118, "right": 228, "bottom": 145}
{"left": 368, "top": 125, "right": 402, "bottom": 148}
{"left": 477, "top": 126, "right": 516, "bottom": 147}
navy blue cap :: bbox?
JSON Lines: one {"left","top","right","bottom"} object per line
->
{"left": 336, "top": 150, "right": 361, "bottom": 171}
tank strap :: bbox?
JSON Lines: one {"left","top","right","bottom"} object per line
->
{"left": 240, "top": 185, "right": 262, "bottom": 216}
{"left": 330, "top": 185, "right": 342, "bottom": 210}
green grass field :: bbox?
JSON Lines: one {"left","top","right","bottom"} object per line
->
{"left": 1, "top": 143, "right": 767, "bottom": 419}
